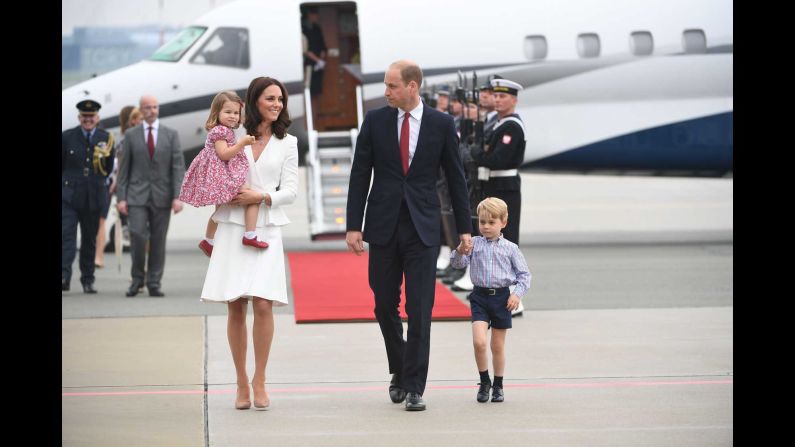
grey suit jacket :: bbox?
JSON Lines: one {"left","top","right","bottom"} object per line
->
{"left": 116, "top": 123, "right": 185, "bottom": 207}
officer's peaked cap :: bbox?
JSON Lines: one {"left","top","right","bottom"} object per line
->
{"left": 489, "top": 79, "right": 522, "bottom": 96}
{"left": 77, "top": 99, "right": 101, "bottom": 114}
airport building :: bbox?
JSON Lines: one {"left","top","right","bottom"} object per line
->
{"left": 62, "top": 26, "right": 180, "bottom": 89}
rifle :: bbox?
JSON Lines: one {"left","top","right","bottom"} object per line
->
{"left": 421, "top": 85, "right": 437, "bottom": 109}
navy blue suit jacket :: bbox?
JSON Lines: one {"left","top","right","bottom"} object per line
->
{"left": 347, "top": 102, "right": 472, "bottom": 246}
{"left": 62, "top": 126, "right": 115, "bottom": 212}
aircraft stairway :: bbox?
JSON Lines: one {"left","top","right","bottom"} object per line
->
{"left": 305, "top": 129, "right": 357, "bottom": 240}
{"left": 304, "top": 85, "right": 365, "bottom": 241}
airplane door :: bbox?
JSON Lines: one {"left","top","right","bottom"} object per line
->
{"left": 301, "top": 2, "right": 360, "bottom": 131}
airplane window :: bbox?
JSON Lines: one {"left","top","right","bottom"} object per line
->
{"left": 190, "top": 28, "right": 250, "bottom": 69}
{"left": 150, "top": 26, "right": 208, "bottom": 62}
{"left": 630, "top": 31, "right": 654, "bottom": 56}
{"left": 682, "top": 29, "right": 707, "bottom": 54}
{"left": 524, "top": 35, "right": 548, "bottom": 61}
{"left": 577, "top": 33, "right": 601, "bottom": 58}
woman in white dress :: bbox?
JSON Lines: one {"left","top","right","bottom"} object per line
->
{"left": 200, "top": 77, "right": 298, "bottom": 410}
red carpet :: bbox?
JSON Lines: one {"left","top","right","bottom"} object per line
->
{"left": 287, "top": 251, "right": 471, "bottom": 323}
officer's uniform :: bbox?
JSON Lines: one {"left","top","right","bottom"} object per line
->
{"left": 479, "top": 81, "right": 499, "bottom": 143}
{"left": 435, "top": 89, "right": 450, "bottom": 113}
{"left": 470, "top": 79, "right": 526, "bottom": 244}
{"left": 62, "top": 100, "right": 115, "bottom": 292}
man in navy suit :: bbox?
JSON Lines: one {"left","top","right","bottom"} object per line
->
{"left": 346, "top": 60, "right": 473, "bottom": 411}
{"left": 62, "top": 100, "right": 115, "bottom": 293}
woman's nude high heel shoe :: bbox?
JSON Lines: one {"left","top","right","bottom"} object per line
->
{"left": 252, "top": 381, "right": 270, "bottom": 410}
{"left": 235, "top": 384, "right": 251, "bottom": 410}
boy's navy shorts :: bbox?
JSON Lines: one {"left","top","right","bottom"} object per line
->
{"left": 469, "top": 286, "right": 512, "bottom": 329}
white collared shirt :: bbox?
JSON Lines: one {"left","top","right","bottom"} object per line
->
{"left": 143, "top": 119, "right": 160, "bottom": 146}
{"left": 397, "top": 100, "right": 423, "bottom": 167}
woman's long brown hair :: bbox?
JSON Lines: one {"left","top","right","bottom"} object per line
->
{"left": 243, "top": 77, "right": 291, "bottom": 139}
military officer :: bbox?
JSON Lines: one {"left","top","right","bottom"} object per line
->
{"left": 478, "top": 79, "right": 499, "bottom": 141}
{"left": 470, "top": 78, "right": 526, "bottom": 245}
{"left": 62, "top": 100, "right": 115, "bottom": 293}
{"left": 435, "top": 89, "right": 450, "bottom": 113}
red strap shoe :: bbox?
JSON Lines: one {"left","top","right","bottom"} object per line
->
{"left": 198, "top": 240, "right": 213, "bottom": 257}
{"left": 242, "top": 236, "right": 269, "bottom": 249}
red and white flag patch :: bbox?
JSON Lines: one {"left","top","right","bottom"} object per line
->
{"left": 502, "top": 134, "right": 512, "bottom": 145}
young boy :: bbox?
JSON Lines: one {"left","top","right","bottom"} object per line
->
{"left": 450, "top": 197, "right": 531, "bottom": 402}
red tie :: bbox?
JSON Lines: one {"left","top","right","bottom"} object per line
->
{"left": 147, "top": 126, "right": 155, "bottom": 160}
{"left": 400, "top": 112, "right": 410, "bottom": 174}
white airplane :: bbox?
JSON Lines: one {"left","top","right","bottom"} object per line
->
{"left": 63, "top": 0, "right": 733, "bottom": 240}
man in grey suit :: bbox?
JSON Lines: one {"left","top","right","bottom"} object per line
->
{"left": 116, "top": 95, "right": 185, "bottom": 297}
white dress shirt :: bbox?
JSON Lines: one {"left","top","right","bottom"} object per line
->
{"left": 143, "top": 119, "right": 159, "bottom": 145}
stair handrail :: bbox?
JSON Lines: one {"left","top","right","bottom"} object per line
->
{"left": 304, "top": 87, "right": 323, "bottom": 233}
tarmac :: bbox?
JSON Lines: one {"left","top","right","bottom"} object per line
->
{"left": 62, "top": 169, "right": 733, "bottom": 446}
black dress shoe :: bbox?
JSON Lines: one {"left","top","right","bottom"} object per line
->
{"left": 442, "top": 267, "right": 466, "bottom": 285}
{"left": 477, "top": 382, "right": 492, "bottom": 403}
{"left": 126, "top": 283, "right": 143, "bottom": 297}
{"left": 491, "top": 386, "right": 504, "bottom": 402}
{"left": 389, "top": 374, "right": 406, "bottom": 403}
{"left": 148, "top": 287, "right": 165, "bottom": 297}
{"left": 405, "top": 392, "right": 426, "bottom": 411}
{"left": 62, "top": 281, "right": 70, "bottom": 291}
{"left": 436, "top": 264, "right": 454, "bottom": 279}
{"left": 82, "top": 283, "right": 98, "bottom": 294}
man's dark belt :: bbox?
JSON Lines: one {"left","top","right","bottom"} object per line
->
{"left": 473, "top": 286, "right": 509, "bottom": 296}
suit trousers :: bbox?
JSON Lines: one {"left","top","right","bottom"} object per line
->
{"left": 62, "top": 202, "right": 100, "bottom": 285}
{"left": 128, "top": 201, "right": 172, "bottom": 288}
{"left": 369, "top": 200, "right": 438, "bottom": 395}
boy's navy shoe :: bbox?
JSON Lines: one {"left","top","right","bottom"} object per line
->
{"left": 491, "top": 386, "right": 504, "bottom": 402}
{"left": 477, "top": 382, "right": 492, "bottom": 403}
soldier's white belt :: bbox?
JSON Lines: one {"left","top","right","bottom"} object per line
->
{"left": 489, "top": 169, "right": 518, "bottom": 177}
{"left": 477, "top": 167, "right": 518, "bottom": 180}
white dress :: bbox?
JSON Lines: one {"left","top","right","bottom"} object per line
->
{"left": 200, "top": 134, "right": 299, "bottom": 305}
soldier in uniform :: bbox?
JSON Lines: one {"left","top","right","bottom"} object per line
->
{"left": 450, "top": 95, "right": 465, "bottom": 134}
{"left": 62, "top": 100, "right": 115, "bottom": 293}
{"left": 478, "top": 79, "right": 499, "bottom": 141}
{"left": 435, "top": 89, "right": 450, "bottom": 113}
{"left": 471, "top": 78, "right": 525, "bottom": 244}
{"left": 449, "top": 96, "right": 483, "bottom": 292}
